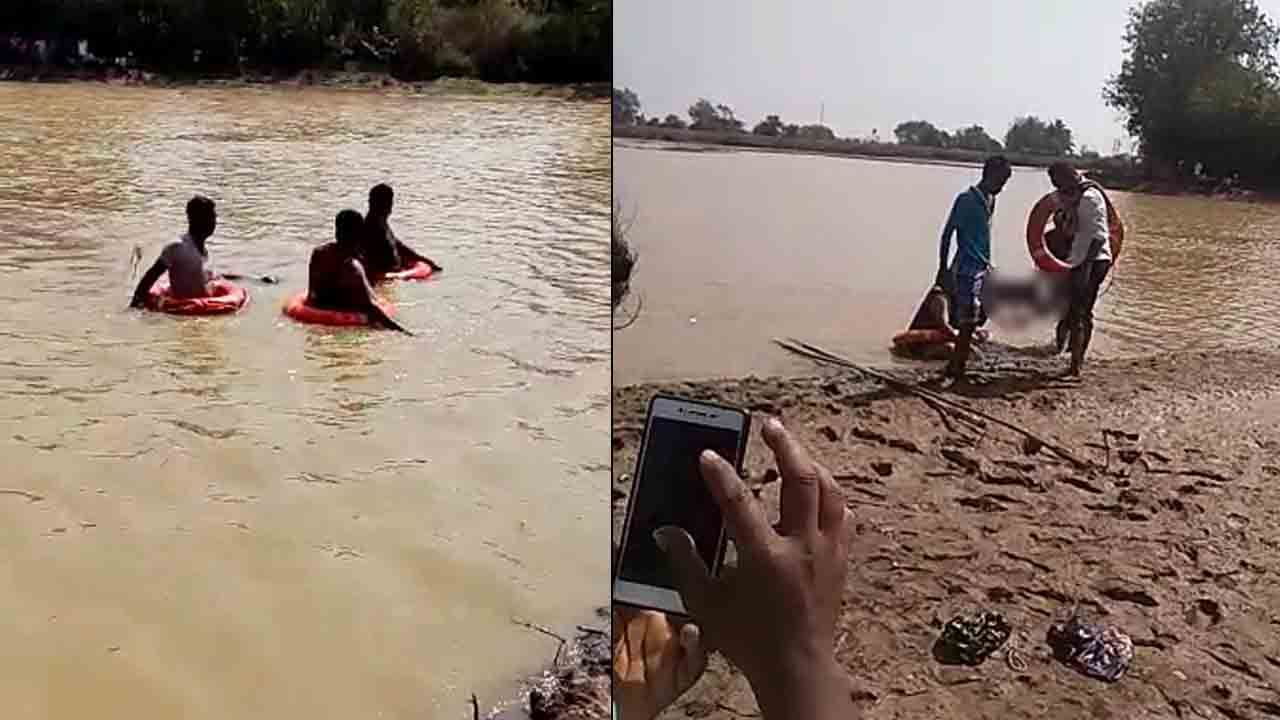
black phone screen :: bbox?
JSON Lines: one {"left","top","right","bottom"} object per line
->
{"left": 617, "top": 416, "right": 742, "bottom": 590}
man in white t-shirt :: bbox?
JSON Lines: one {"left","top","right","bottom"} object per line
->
{"left": 130, "top": 196, "right": 217, "bottom": 308}
{"left": 1048, "top": 162, "right": 1113, "bottom": 376}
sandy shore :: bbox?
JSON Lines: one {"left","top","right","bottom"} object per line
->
{"left": 613, "top": 345, "right": 1280, "bottom": 719}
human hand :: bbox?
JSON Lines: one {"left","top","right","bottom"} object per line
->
{"left": 655, "top": 418, "right": 854, "bottom": 720}
{"left": 612, "top": 606, "right": 707, "bottom": 720}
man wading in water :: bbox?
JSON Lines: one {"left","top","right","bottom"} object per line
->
{"left": 309, "top": 209, "right": 411, "bottom": 334}
{"left": 130, "top": 195, "right": 218, "bottom": 308}
{"left": 937, "top": 155, "right": 1012, "bottom": 383}
{"left": 1047, "top": 161, "right": 1112, "bottom": 376}
{"left": 361, "top": 184, "right": 443, "bottom": 281}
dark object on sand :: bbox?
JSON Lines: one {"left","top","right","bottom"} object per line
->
{"left": 934, "top": 611, "right": 1012, "bottom": 665}
{"left": 1047, "top": 617, "right": 1134, "bottom": 682}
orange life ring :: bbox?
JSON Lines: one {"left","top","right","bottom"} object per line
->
{"left": 382, "top": 261, "right": 434, "bottom": 282}
{"left": 147, "top": 279, "right": 249, "bottom": 315}
{"left": 1026, "top": 190, "right": 1125, "bottom": 273}
{"left": 892, "top": 328, "right": 956, "bottom": 347}
{"left": 282, "top": 291, "right": 395, "bottom": 327}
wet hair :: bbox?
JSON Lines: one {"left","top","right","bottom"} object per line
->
{"left": 186, "top": 195, "right": 216, "bottom": 222}
{"left": 369, "top": 184, "right": 394, "bottom": 211}
{"left": 982, "top": 155, "right": 1012, "bottom": 178}
{"left": 611, "top": 211, "right": 635, "bottom": 313}
{"left": 336, "top": 209, "right": 364, "bottom": 246}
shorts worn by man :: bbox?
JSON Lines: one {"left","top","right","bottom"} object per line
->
{"left": 937, "top": 155, "right": 1012, "bottom": 381}
{"left": 130, "top": 195, "right": 218, "bottom": 308}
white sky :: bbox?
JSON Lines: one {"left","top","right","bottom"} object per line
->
{"left": 615, "top": 0, "right": 1280, "bottom": 153}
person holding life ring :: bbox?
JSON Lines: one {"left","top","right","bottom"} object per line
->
{"left": 936, "top": 155, "right": 1012, "bottom": 382}
{"left": 1047, "top": 161, "right": 1114, "bottom": 376}
{"left": 130, "top": 195, "right": 227, "bottom": 309}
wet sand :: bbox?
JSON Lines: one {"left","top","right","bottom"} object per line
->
{"left": 613, "top": 346, "right": 1280, "bottom": 719}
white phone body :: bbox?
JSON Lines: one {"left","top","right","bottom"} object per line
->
{"left": 613, "top": 395, "right": 749, "bottom": 616}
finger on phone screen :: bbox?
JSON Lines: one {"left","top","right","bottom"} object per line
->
{"left": 762, "top": 418, "right": 821, "bottom": 534}
{"left": 698, "top": 450, "right": 770, "bottom": 554}
{"left": 654, "top": 526, "right": 711, "bottom": 616}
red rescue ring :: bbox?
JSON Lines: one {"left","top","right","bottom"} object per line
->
{"left": 282, "top": 291, "right": 395, "bottom": 327}
{"left": 1026, "top": 191, "right": 1125, "bottom": 273}
{"left": 382, "top": 261, "right": 434, "bottom": 282}
{"left": 147, "top": 279, "right": 249, "bottom": 316}
{"left": 892, "top": 327, "right": 956, "bottom": 347}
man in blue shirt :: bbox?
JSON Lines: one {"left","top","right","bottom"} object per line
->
{"left": 938, "top": 155, "right": 1013, "bottom": 382}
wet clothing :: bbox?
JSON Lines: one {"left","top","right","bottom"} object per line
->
{"left": 950, "top": 269, "right": 988, "bottom": 329}
{"left": 360, "top": 216, "right": 402, "bottom": 279}
{"left": 1055, "top": 182, "right": 1113, "bottom": 267}
{"left": 940, "top": 185, "right": 995, "bottom": 277}
{"left": 940, "top": 186, "right": 996, "bottom": 329}
{"left": 158, "top": 233, "right": 211, "bottom": 298}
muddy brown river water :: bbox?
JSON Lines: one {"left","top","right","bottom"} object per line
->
{"left": 0, "top": 84, "right": 609, "bottom": 719}
{"left": 614, "top": 141, "right": 1280, "bottom": 384}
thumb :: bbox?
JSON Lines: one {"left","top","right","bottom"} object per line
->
{"left": 654, "top": 526, "right": 710, "bottom": 618}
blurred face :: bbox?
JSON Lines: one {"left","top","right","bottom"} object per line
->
{"left": 1049, "top": 167, "right": 1079, "bottom": 191}
{"left": 192, "top": 208, "right": 217, "bottom": 239}
{"left": 983, "top": 166, "right": 1012, "bottom": 195}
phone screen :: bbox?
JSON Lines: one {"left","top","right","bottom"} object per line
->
{"left": 617, "top": 416, "right": 742, "bottom": 590}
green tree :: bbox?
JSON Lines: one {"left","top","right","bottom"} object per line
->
{"left": 612, "top": 86, "right": 641, "bottom": 125}
{"left": 1004, "top": 116, "right": 1074, "bottom": 155}
{"left": 893, "top": 120, "right": 950, "bottom": 147}
{"left": 1105, "top": 0, "right": 1280, "bottom": 178}
{"left": 952, "top": 125, "right": 1003, "bottom": 152}
{"left": 660, "top": 113, "right": 686, "bottom": 129}
{"left": 688, "top": 98, "right": 743, "bottom": 132}
{"left": 753, "top": 114, "right": 784, "bottom": 136}
{"left": 796, "top": 124, "right": 835, "bottom": 141}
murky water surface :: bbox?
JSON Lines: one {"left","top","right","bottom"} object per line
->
{"left": 615, "top": 141, "right": 1280, "bottom": 383}
{"left": 0, "top": 84, "right": 609, "bottom": 719}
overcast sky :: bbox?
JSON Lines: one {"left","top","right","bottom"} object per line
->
{"left": 615, "top": 0, "right": 1280, "bottom": 153}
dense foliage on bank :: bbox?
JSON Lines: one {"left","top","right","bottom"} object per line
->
{"left": 1107, "top": 0, "right": 1280, "bottom": 181}
{"left": 0, "top": 0, "right": 608, "bottom": 83}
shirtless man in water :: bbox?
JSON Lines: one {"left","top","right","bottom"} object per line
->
{"left": 130, "top": 195, "right": 217, "bottom": 308}
{"left": 360, "top": 184, "right": 443, "bottom": 281}
{"left": 309, "top": 209, "right": 411, "bottom": 334}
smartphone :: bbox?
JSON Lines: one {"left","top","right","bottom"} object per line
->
{"left": 614, "top": 395, "right": 750, "bottom": 616}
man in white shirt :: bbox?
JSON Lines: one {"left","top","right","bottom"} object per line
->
{"left": 130, "top": 196, "right": 217, "bottom": 308}
{"left": 1048, "top": 162, "right": 1113, "bottom": 377}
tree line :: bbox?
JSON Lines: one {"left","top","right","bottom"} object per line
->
{"left": 613, "top": 89, "right": 1080, "bottom": 156}
{"left": 892, "top": 117, "right": 1085, "bottom": 157}
{"left": 0, "top": 0, "right": 609, "bottom": 83}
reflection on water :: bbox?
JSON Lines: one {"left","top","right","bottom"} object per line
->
{"left": 0, "top": 84, "right": 609, "bottom": 719}
{"left": 613, "top": 142, "right": 1280, "bottom": 384}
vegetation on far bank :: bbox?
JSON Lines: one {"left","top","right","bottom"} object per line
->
{"left": 0, "top": 0, "right": 608, "bottom": 84}
{"left": 616, "top": 0, "right": 1280, "bottom": 190}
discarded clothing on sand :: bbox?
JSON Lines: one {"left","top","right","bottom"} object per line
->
{"left": 1047, "top": 617, "right": 1134, "bottom": 682}
{"left": 935, "top": 610, "right": 1011, "bottom": 666}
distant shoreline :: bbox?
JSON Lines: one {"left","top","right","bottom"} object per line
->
{"left": 0, "top": 64, "right": 610, "bottom": 100}
{"left": 615, "top": 125, "right": 1271, "bottom": 200}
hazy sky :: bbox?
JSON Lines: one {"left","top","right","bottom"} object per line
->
{"left": 615, "top": 1, "right": 1280, "bottom": 153}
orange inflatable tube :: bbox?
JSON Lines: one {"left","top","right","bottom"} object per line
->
{"left": 147, "top": 279, "right": 249, "bottom": 315}
{"left": 1026, "top": 190, "right": 1125, "bottom": 273}
{"left": 892, "top": 327, "right": 956, "bottom": 347}
{"left": 282, "top": 291, "right": 395, "bottom": 327}
{"left": 382, "top": 261, "right": 434, "bottom": 282}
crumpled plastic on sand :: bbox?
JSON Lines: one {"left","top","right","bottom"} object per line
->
{"left": 1047, "top": 617, "right": 1134, "bottom": 682}
{"left": 935, "top": 611, "right": 1012, "bottom": 666}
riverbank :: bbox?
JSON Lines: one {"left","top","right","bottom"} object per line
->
{"left": 0, "top": 64, "right": 609, "bottom": 99}
{"left": 615, "top": 126, "right": 1275, "bottom": 200}
{"left": 613, "top": 345, "right": 1280, "bottom": 719}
